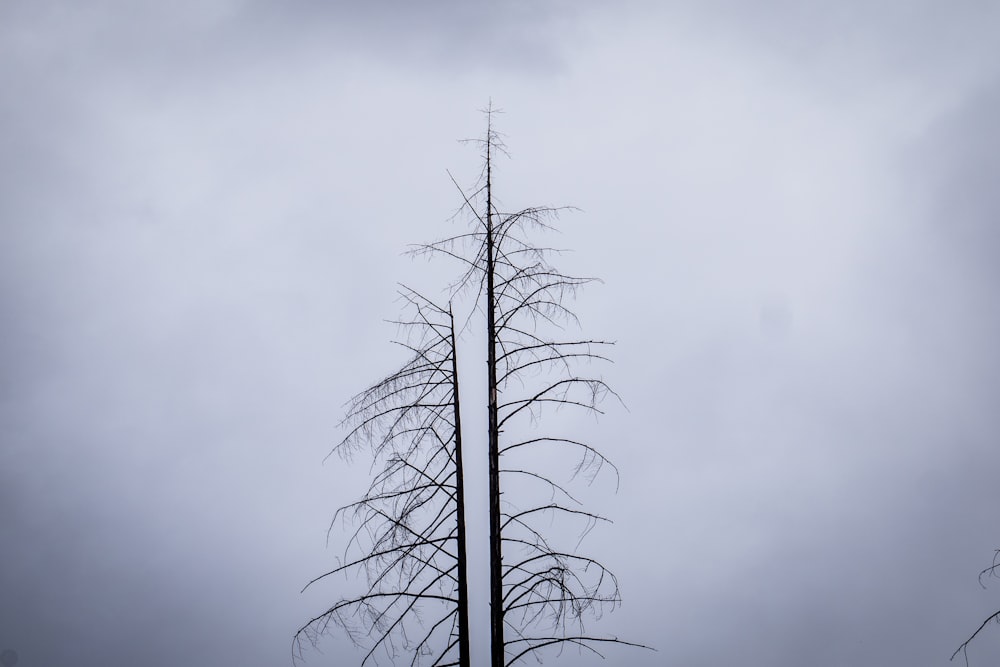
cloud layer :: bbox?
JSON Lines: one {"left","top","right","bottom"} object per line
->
{"left": 2, "top": 2, "right": 999, "bottom": 666}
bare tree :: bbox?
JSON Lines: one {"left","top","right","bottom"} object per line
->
{"left": 417, "top": 105, "right": 647, "bottom": 667}
{"left": 300, "top": 106, "right": 644, "bottom": 667}
{"left": 295, "top": 288, "right": 470, "bottom": 667}
{"left": 952, "top": 549, "right": 1000, "bottom": 665}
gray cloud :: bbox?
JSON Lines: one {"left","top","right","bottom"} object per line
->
{"left": 2, "top": 2, "right": 999, "bottom": 666}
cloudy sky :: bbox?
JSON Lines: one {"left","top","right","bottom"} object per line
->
{"left": 2, "top": 1, "right": 1000, "bottom": 666}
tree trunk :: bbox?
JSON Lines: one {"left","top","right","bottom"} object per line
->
{"left": 485, "top": 122, "right": 505, "bottom": 667}
{"left": 449, "top": 304, "right": 471, "bottom": 667}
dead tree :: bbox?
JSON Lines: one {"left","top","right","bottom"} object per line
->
{"left": 300, "top": 107, "right": 645, "bottom": 667}
{"left": 952, "top": 549, "right": 1000, "bottom": 665}
{"left": 295, "top": 287, "right": 470, "bottom": 667}
{"left": 417, "top": 106, "right": 646, "bottom": 667}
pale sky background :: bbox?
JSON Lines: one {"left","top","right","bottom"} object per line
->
{"left": 2, "top": 2, "right": 1000, "bottom": 666}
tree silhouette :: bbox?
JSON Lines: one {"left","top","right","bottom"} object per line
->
{"left": 295, "top": 288, "right": 470, "bottom": 667}
{"left": 298, "top": 107, "right": 644, "bottom": 666}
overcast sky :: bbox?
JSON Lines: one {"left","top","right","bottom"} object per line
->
{"left": 2, "top": 1, "right": 1000, "bottom": 666}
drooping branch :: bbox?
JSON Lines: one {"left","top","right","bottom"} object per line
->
{"left": 952, "top": 549, "right": 1000, "bottom": 665}
{"left": 952, "top": 611, "right": 1000, "bottom": 665}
